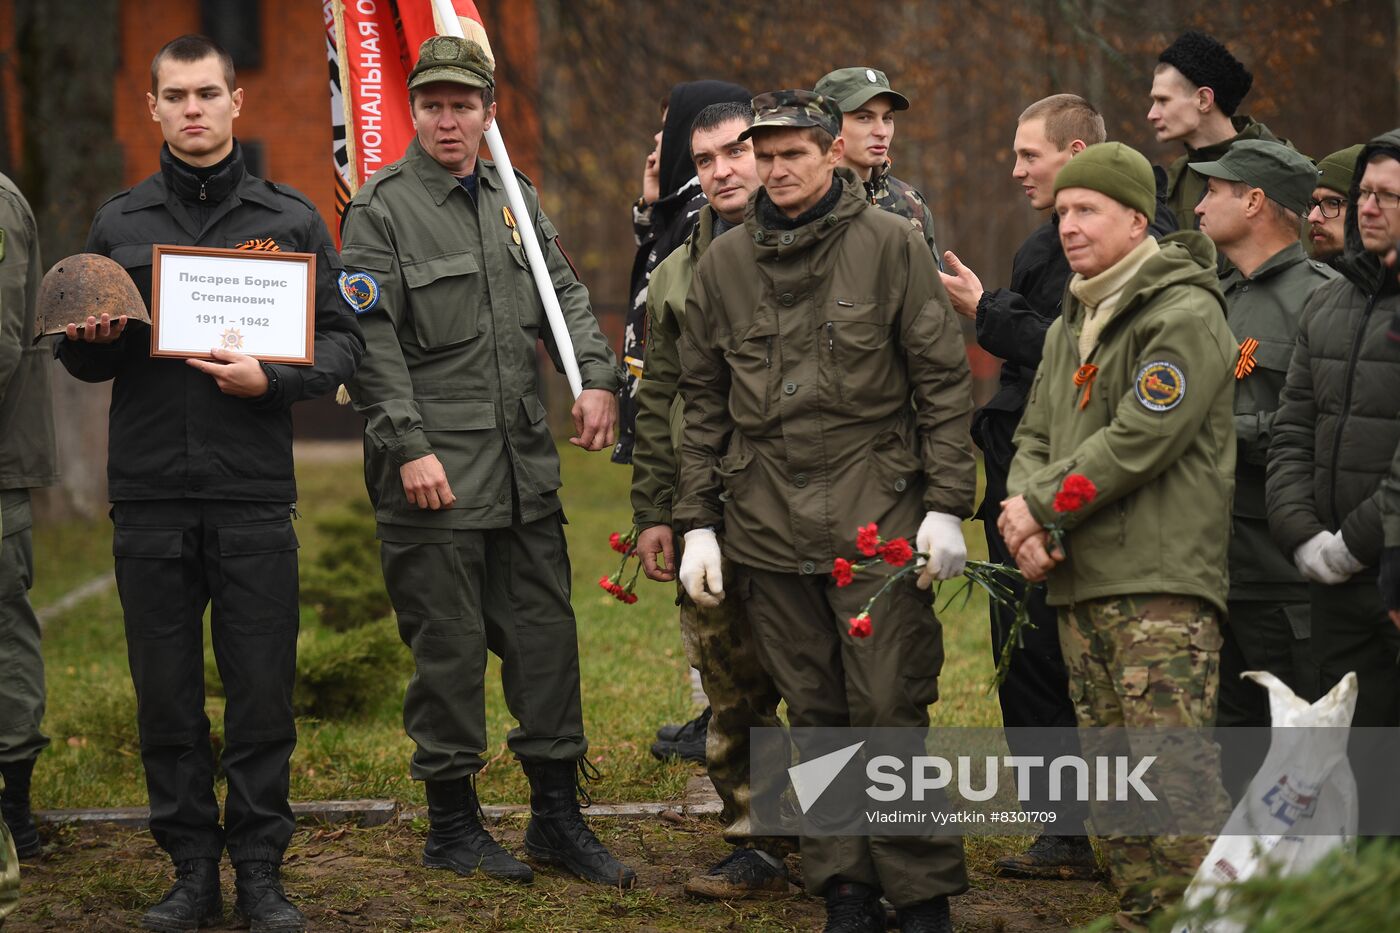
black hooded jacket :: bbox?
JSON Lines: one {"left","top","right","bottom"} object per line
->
{"left": 614, "top": 79, "right": 749, "bottom": 464}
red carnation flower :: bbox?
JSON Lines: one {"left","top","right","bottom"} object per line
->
{"left": 598, "top": 575, "right": 616, "bottom": 594}
{"left": 879, "top": 537, "right": 914, "bottom": 567}
{"left": 832, "top": 558, "right": 855, "bottom": 588}
{"left": 1053, "top": 473, "right": 1098, "bottom": 514}
{"left": 848, "top": 613, "right": 873, "bottom": 639}
{"left": 856, "top": 522, "right": 881, "bottom": 557}
{"left": 609, "top": 532, "right": 630, "bottom": 554}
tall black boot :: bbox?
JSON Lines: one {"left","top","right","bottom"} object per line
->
{"left": 521, "top": 759, "right": 636, "bottom": 888}
{"left": 0, "top": 757, "right": 41, "bottom": 859}
{"left": 423, "top": 776, "right": 533, "bottom": 882}
{"left": 232, "top": 861, "right": 305, "bottom": 933}
{"left": 140, "top": 858, "right": 222, "bottom": 932}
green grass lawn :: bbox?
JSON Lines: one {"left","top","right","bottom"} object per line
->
{"left": 32, "top": 442, "right": 999, "bottom": 811}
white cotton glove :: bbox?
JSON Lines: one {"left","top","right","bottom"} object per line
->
{"left": 1321, "top": 530, "right": 1366, "bottom": 580}
{"left": 1293, "top": 531, "right": 1351, "bottom": 585}
{"left": 679, "top": 528, "right": 725, "bottom": 607}
{"left": 915, "top": 511, "right": 967, "bottom": 590}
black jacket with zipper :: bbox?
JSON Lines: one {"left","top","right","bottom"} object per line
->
{"left": 57, "top": 143, "right": 364, "bottom": 502}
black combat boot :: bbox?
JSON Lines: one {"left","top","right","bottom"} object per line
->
{"left": 895, "top": 894, "right": 954, "bottom": 933}
{"left": 822, "top": 880, "right": 884, "bottom": 933}
{"left": 140, "top": 858, "right": 222, "bottom": 932}
{"left": 521, "top": 759, "right": 636, "bottom": 888}
{"left": 232, "top": 861, "right": 305, "bottom": 932}
{"left": 650, "top": 705, "right": 709, "bottom": 763}
{"left": 0, "top": 757, "right": 41, "bottom": 859}
{"left": 992, "top": 832, "right": 1098, "bottom": 880}
{"left": 423, "top": 776, "right": 533, "bottom": 882}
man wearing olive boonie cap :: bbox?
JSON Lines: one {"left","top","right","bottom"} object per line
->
{"left": 341, "top": 34, "right": 632, "bottom": 890}
{"left": 815, "top": 67, "right": 939, "bottom": 260}
{"left": 1005, "top": 142, "right": 1237, "bottom": 928}
{"left": 677, "top": 88, "right": 974, "bottom": 933}
{"left": 1191, "top": 140, "right": 1337, "bottom": 795}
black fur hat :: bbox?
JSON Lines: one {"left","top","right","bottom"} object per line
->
{"left": 1158, "top": 31, "right": 1253, "bottom": 116}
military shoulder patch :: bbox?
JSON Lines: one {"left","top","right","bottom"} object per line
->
{"left": 338, "top": 270, "right": 380, "bottom": 314}
{"left": 1135, "top": 360, "right": 1185, "bottom": 412}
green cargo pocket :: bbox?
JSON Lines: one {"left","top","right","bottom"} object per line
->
{"left": 714, "top": 443, "right": 755, "bottom": 504}
{"left": 403, "top": 252, "right": 483, "bottom": 349}
{"left": 418, "top": 399, "right": 504, "bottom": 507}
{"left": 511, "top": 395, "right": 563, "bottom": 495}
{"left": 870, "top": 427, "right": 922, "bottom": 498}
{"left": 217, "top": 519, "right": 299, "bottom": 629}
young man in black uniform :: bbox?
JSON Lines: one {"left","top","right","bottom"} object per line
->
{"left": 58, "top": 35, "right": 363, "bottom": 933}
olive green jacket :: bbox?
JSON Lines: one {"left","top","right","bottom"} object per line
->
{"left": 1164, "top": 116, "right": 1285, "bottom": 233}
{"left": 1008, "top": 232, "right": 1237, "bottom": 611}
{"left": 342, "top": 140, "right": 621, "bottom": 530}
{"left": 1222, "top": 242, "right": 1336, "bottom": 600}
{"left": 0, "top": 172, "right": 57, "bottom": 492}
{"left": 629, "top": 204, "right": 720, "bottom": 530}
{"left": 674, "top": 172, "right": 975, "bottom": 573}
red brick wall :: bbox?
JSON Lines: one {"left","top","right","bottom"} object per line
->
{"left": 113, "top": 0, "right": 539, "bottom": 228}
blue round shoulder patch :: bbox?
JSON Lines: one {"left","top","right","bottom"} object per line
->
{"left": 338, "top": 270, "right": 380, "bottom": 314}
{"left": 1135, "top": 361, "right": 1185, "bottom": 412}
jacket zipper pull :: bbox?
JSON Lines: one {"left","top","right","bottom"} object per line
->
{"left": 199, "top": 180, "right": 208, "bottom": 201}
{"left": 765, "top": 336, "right": 773, "bottom": 368}
{"left": 826, "top": 322, "right": 835, "bottom": 352}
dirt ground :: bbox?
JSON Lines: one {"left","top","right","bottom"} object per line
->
{"left": 9, "top": 812, "right": 1114, "bottom": 932}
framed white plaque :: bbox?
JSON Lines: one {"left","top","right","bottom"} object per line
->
{"left": 151, "top": 245, "right": 316, "bottom": 365}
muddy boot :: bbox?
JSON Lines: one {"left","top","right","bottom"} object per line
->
{"left": 233, "top": 861, "right": 305, "bottom": 933}
{"left": 895, "top": 894, "right": 953, "bottom": 933}
{"left": 650, "top": 706, "right": 709, "bottom": 763}
{"left": 423, "top": 777, "right": 533, "bottom": 882}
{"left": 992, "top": 833, "right": 1098, "bottom": 880}
{"left": 0, "top": 758, "right": 41, "bottom": 860}
{"left": 140, "top": 858, "right": 222, "bottom": 932}
{"left": 823, "top": 881, "right": 884, "bottom": 933}
{"left": 522, "top": 759, "right": 636, "bottom": 888}
{"left": 683, "top": 847, "right": 790, "bottom": 900}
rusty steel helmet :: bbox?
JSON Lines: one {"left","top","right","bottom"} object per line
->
{"left": 34, "top": 253, "right": 149, "bottom": 342}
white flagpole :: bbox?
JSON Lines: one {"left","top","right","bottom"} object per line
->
{"left": 428, "top": 0, "right": 583, "bottom": 398}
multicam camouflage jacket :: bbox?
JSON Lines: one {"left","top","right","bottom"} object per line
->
{"left": 865, "top": 161, "right": 939, "bottom": 264}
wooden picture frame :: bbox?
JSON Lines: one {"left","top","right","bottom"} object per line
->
{"left": 150, "top": 244, "right": 316, "bottom": 365}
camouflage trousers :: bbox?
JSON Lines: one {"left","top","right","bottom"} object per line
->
{"left": 678, "top": 556, "right": 794, "bottom": 856}
{"left": 0, "top": 778, "right": 16, "bottom": 925}
{"left": 1059, "top": 595, "right": 1232, "bottom": 926}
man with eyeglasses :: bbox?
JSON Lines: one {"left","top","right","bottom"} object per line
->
{"left": 1267, "top": 131, "right": 1400, "bottom": 832}
{"left": 1190, "top": 140, "right": 1336, "bottom": 798}
{"left": 1307, "top": 145, "right": 1363, "bottom": 265}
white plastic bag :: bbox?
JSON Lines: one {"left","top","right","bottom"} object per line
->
{"left": 1172, "top": 671, "right": 1358, "bottom": 933}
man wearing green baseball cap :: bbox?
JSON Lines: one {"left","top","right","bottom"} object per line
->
{"left": 815, "top": 67, "right": 939, "bottom": 260}
{"left": 1308, "top": 144, "right": 1364, "bottom": 264}
{"left": 1004, "top": 141, "right": 1236, "bottom": 929}
{"left": 1191, "top": 139, "right": 1337, "bottom": 796}
{"left": 341, "top": 34, "right": 632, "bottom": 891}
{"left": 678, "top": 88, "right": 974, "bottom": 933}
